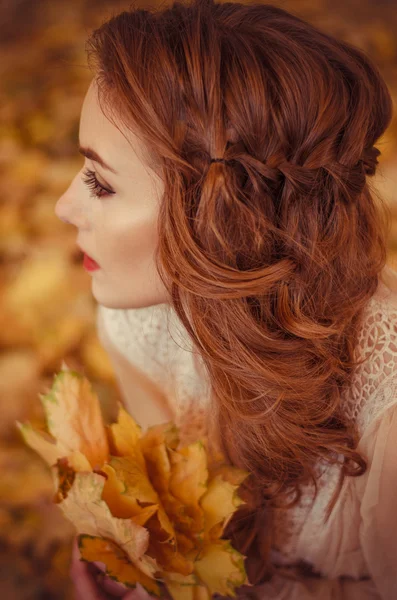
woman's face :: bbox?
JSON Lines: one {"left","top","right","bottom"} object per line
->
{"left": 55, "top": 79, "right": 170, "bottom": 309}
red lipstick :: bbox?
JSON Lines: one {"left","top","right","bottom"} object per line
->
{"left": 83, "top": 253, "right": 100, "bottom": 271}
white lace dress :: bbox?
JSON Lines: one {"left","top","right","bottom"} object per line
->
{"left": 96, "top": 266, "right": 397, "bottom": 600}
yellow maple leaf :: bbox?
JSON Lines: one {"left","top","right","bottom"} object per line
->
{"left": 78, "top": 535, "right": 161, "bottom": 596}
{"left": 16, "top": 362, "right": 108, "bottom": 470}
{"left": 200, "top": 474, "right": 246, "bottom": 540}
{"left": 192, "top": 540, "right": 249, "bottom": 597}
{"left": 54, "top": 469, "right": 159, "bottom": 581}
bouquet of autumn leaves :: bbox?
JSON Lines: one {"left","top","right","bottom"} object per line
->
{"left": 16, "top": 362, "right": 251, "bottom": 600}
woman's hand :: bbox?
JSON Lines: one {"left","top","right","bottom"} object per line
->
{"left": 69, "top": 537, "right": 159, "bottom": 600}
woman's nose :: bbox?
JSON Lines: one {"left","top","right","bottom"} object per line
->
{"left": 55, "top": 177, "right": 89, "bottom": 229}
{"left": 55, "top": 191, "right": 73, "bottom": 225}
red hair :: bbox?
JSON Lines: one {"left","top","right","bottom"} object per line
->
{"left": 85, "top": 0, "right": 393, "bottom": 584}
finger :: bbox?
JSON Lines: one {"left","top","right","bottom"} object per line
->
{"left": 99, "top": 573, "right": 129, "bottom": 597}
{"left": 123, "top": 583, "right": 156, "bottom": 600}
{"left": 69, "top": 538, "right": 110, "bottom": 600}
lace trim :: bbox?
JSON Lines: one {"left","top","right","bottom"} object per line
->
{"left": 343, "top": 295, "right": 397, "bottom": 434}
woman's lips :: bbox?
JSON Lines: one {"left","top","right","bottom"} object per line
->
{"left": 83, "top": 253, "right": 100, "bottom": 271}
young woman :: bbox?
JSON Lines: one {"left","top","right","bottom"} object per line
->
{"left": 55, "top": 0, "right": 397, "bottom": 597}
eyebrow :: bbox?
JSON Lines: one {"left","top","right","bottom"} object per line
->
{"left": 78, "top": 145, "right": 118, "bottom": 175}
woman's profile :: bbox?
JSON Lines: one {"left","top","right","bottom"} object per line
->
{"left": 55, "top": 0, "right": 397, "bottom": 597}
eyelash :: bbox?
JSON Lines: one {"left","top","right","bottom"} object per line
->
{"left": 81, "top": 168, "right": 114, "bottom": 199}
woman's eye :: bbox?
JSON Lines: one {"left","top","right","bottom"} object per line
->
{"left": 81, "top": 168, "right": 115, "bottom": 199}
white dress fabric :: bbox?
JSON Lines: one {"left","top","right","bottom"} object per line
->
{"left": 96, "top": 265, "right": 397, "bottom": 599}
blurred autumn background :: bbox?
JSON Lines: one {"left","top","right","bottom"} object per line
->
{"left": 0, "top": 0, "right": 396, "bottom": 598}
